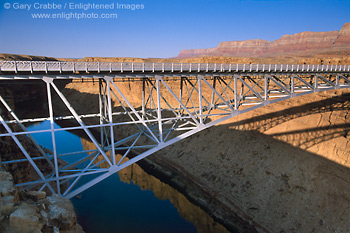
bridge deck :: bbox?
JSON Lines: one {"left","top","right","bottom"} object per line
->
{"left": 0, "top": 61, "right": 349, "bottom": 78}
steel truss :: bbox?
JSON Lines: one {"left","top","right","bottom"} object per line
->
{"left": 0, "top": 62, "right": 350, "bottom": 198}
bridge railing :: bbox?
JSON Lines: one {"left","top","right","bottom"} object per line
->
{"left": 0, "top": 61, "right": 349, "bottom": 74}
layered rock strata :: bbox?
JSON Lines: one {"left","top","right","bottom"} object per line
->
{"left": 177, "top": 23, "right": 350, "bottom": 58}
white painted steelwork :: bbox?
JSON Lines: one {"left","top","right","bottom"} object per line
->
{"left": 0, "top": 61, "right": 349, "bottom": 198}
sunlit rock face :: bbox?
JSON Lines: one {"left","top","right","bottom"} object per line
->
{"left": 177, "top": 23, "right": 350, "bottom": 58}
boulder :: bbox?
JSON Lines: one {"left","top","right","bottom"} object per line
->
{"left": 0, "top": 195, "right": 15, "bottom": 218}
{"left": 9, "top": 202, "right": 43, "bottom": 233}
{"left": 0, "top": 171, "right": 17, "bottom": 219}
{"left": 41, "top": 194, "right": 77, "bottom": 230}
{"left": 20, "top": 190, "right": 47, "bottom": 202}
{"left": 0, "top": 171, "right": 15, "bottom": 196}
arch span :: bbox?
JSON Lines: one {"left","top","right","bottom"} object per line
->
{"left": 0, "top": 61, "right": 349, "bottom": 198}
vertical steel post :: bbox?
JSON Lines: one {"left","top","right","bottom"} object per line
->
{"left": 210, "top": 77, "right": 217, "bottom": 110}
{"left": 336, "top": 75, "right": 339, "bottom": 87}
{"left": 142, "top": 78, "right": 146, "bottom": 120}
{"left": 99, "top": 79, "right": 105, "bottom": 149}
{"left": 234, "top": 75, "right": 238, "bottom": 110}
{"left": 314, "top": 75, "right": 318, "bottom": 90}
{"left": 44, "top": 78, "right": 60, "bottom": 194}
{"left": 179, "top": 77, "right": 183, "bottom": 111}
{"left": 198, "top": 75, "right": 203, "bottom": 124}
{"left": 156, "top": 76, "right": 163, "bottom": 142}
{"left": 264, "top": 75, "right": 269, "bottom": 100}
{"left": 106, "top": 78, "right": 116, "bottom": 165}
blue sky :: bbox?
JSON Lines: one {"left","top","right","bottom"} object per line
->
{"left": 0, "top": 0, "right": 349, "bottom": 58}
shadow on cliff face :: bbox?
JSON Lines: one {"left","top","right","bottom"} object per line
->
{"left": 157, "top": 120, "right": 350, "bottom": 233}
{"left": 231, "top": 93, "right": 350, "bottom": 133}
{"left": 56, "top": 85, "right": 350, "bottom": 165}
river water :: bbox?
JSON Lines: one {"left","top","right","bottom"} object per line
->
{"left": 27, "top": 121, "right": 229, "bottom": 233}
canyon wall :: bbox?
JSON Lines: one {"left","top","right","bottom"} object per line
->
{"left": 177, "top": 23, "right": 350, "bottom": 59}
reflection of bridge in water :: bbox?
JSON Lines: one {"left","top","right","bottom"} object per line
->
{"left": 0, "top": 61, "right": 349, "bottom": 198}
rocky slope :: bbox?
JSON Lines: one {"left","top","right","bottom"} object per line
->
{"left": 177, "top": 23, "right": 350, "bottom": 59}
{"left": 0, "top": 168, "right": 84, "bottom": 233}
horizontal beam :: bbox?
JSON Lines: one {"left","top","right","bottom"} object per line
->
{"left": 0, "top": 61, "right": 349, "bottom": 79}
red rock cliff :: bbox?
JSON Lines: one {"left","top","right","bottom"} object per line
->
{"left": 177, "top": 23, "right": 350, "bottom": 58}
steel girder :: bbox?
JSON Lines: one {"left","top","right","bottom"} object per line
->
{"left": 0, "top": 71, "right": 350, "bottom": 198}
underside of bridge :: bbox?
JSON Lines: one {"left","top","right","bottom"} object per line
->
{"left": 0, "top": 61, "right": 349, "bottom": 198}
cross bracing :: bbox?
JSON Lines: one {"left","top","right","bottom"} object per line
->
{"left": 0, "top": 61, "right": 349, "bottom": 198}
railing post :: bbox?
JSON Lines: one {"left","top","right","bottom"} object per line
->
{"left": 58, "top": 62, "right": 62, "bottom": 73}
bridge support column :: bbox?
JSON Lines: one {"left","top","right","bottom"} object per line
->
{"left": 155, "top": 76, "right": 163, "bottom": 142}
{"left": 264, "top": 75, "right": 269, "bottom": 101}
{"left": 198, "top": 75, "right": 204, "bottom": 125}
{"left": 105, "top": 77, "right": 116, "bottom": 165}
{"left": 234, "top": 75, "right": 238, "bottom": 110}
{"left": 43, "top": 77, "right": 60, "bottom": 194}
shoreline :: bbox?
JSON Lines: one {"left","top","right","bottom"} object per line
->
{"left": 135, "top": 153, "right": 266, "bottom": 233}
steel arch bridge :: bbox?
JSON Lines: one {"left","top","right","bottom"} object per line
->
{"left": 0, "top": 61, "right": 349, "bottom": 199}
